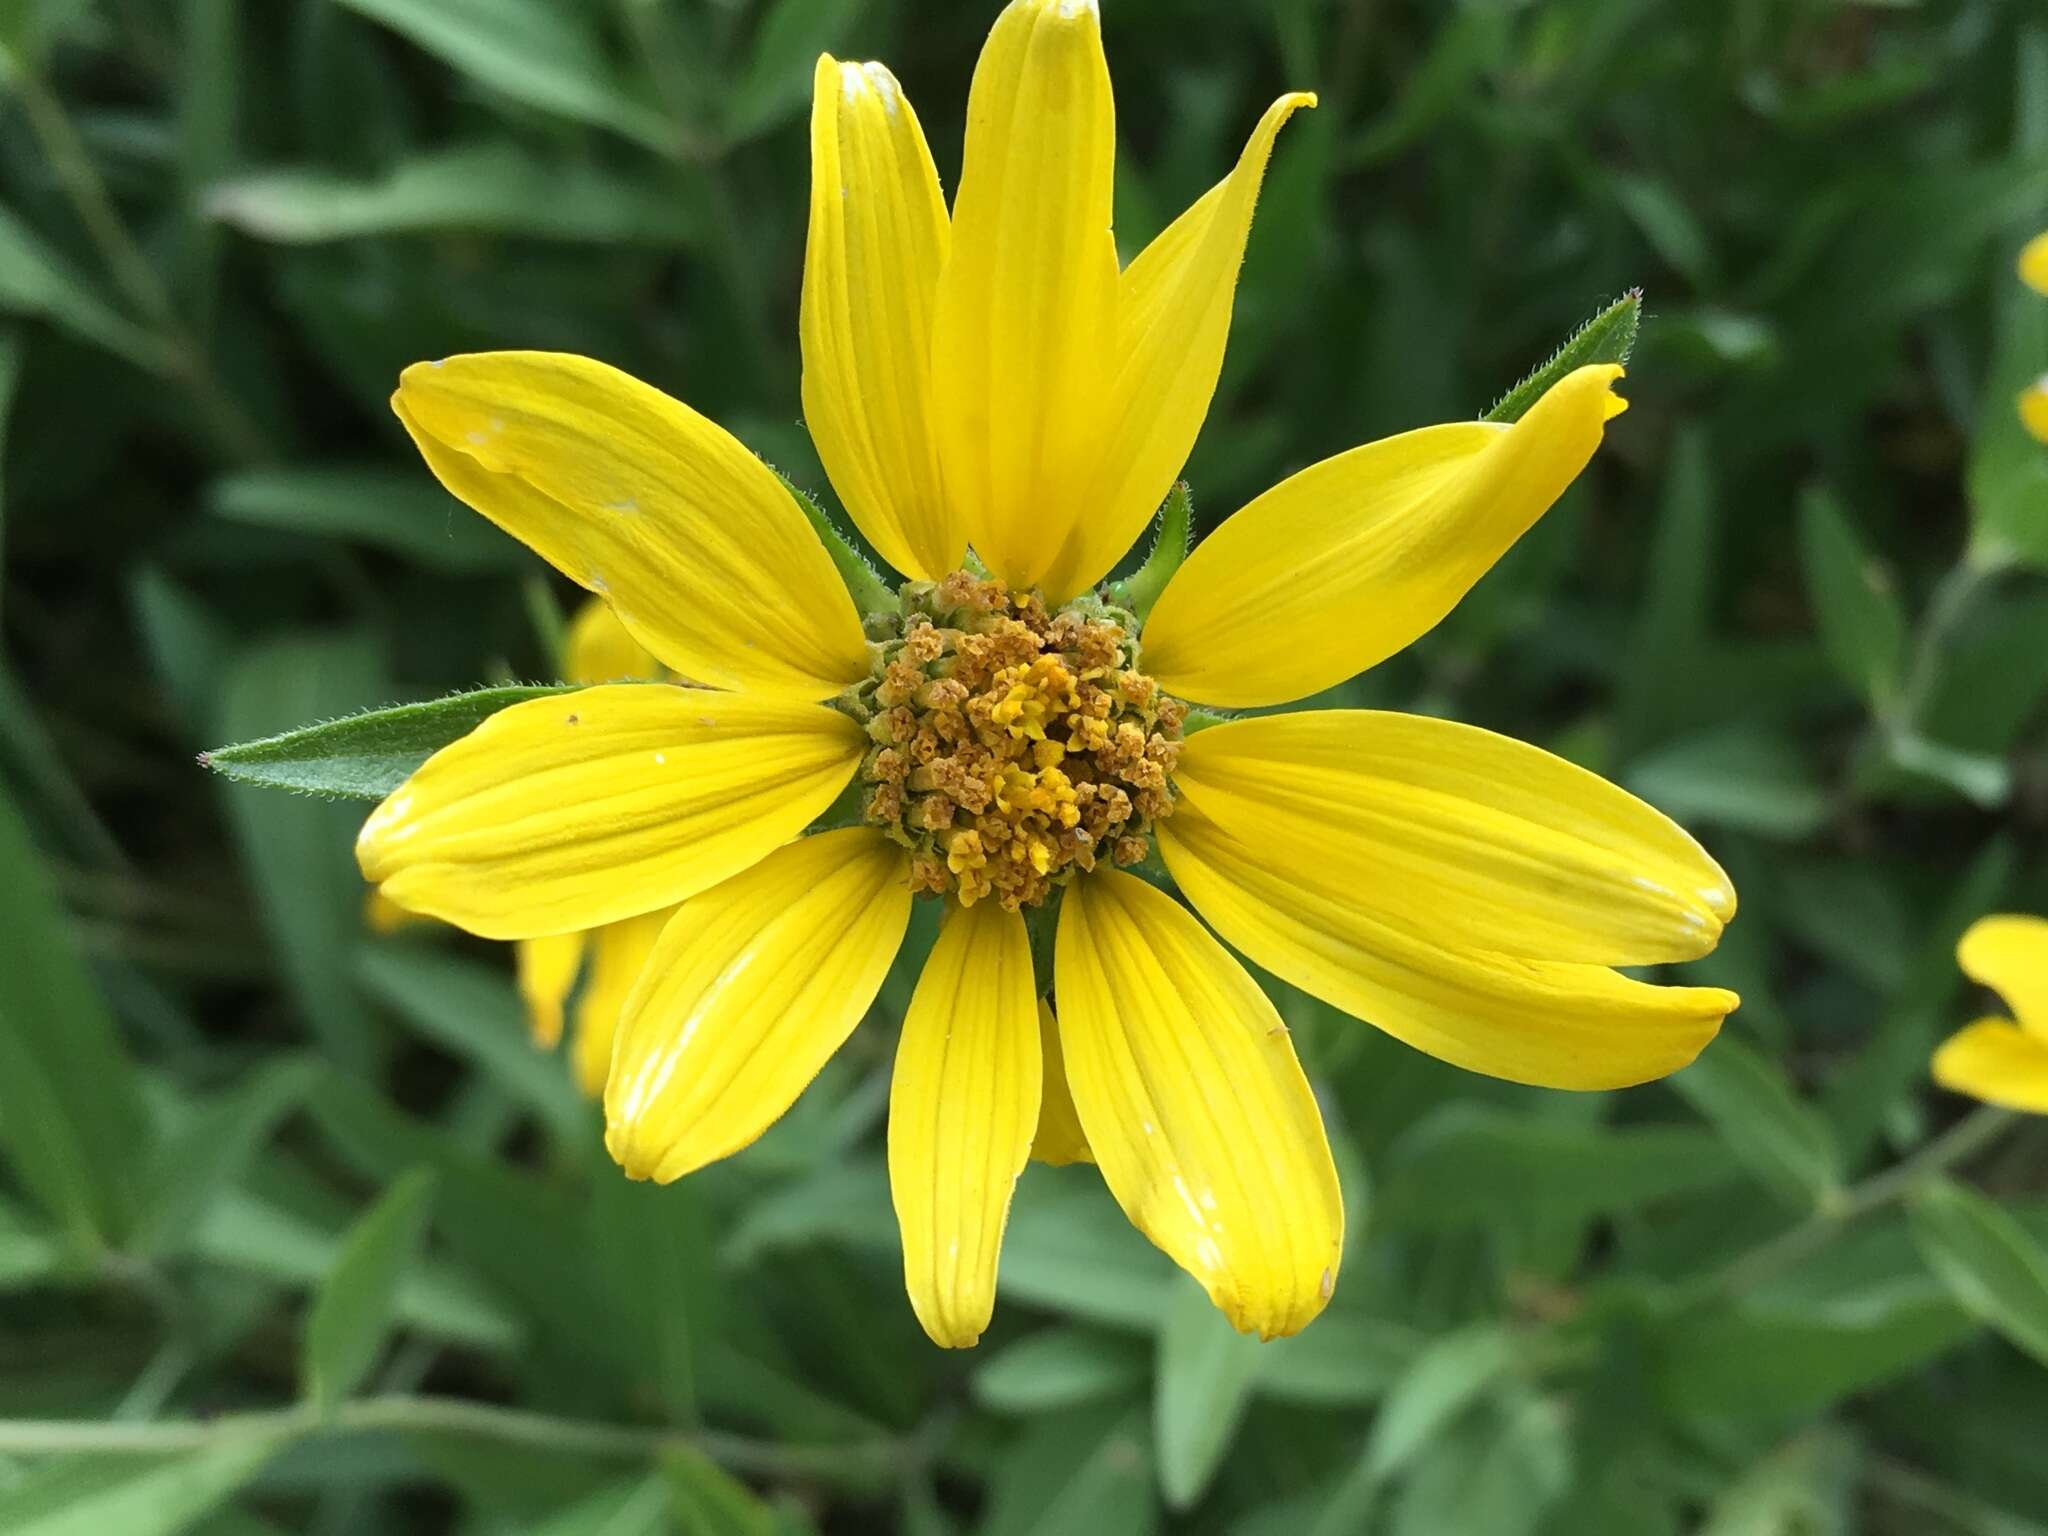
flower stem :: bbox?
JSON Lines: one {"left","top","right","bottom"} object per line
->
{"left": 1705, "top": 1104, "right": 2019, "bottom": 1298}
{"left": 0, "top": 1394, "right": 904, "bottom": 1485}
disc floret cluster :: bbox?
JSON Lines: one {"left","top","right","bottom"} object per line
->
{"left": 844, "top": 570, "right": 1184, "bottom": 910}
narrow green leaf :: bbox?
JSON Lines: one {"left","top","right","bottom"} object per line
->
{"left": 1969, "top": 257, "right": 2048, "bottom": 573}
{"left": 304, "top": 1166, "right": 439, "bottom": 1408}
{"left": 1670, "top": 1034, "right": 1842, "bottom": 1210}
{"left": 1106, "top": 482, "right": 1192, "bottom": 625}
{"left": 979, "top": 1405, "right": 1157, "bottom": 1536}
{"left": 0, "top": 1441, "right": 282, "bottom": 1536}
{"left": 1484, "top": 291, "right": 1641, "bottom": 425}
{"left": 0, "top": 323, "right": 22, "bottom": 627}
{"left": 0, "top": 778, "right": 145, "bottom": 1251}
{"left": 531, "top": 1477, "right": 674, "bottom": 1536}
{"left": 592, "top": 1176, "right": 710, "bottom": 1425}
{"left": 356, "top": 945, "right": 589, "bottom": 1150}
{"left": 1252, "top": 1314, "right": 1422, "bottom": 1407}
{"left": 1154, "top": 1278, "right": 1263, "bottom": 1509}
{"left": 202, "top": 682, "right": 576, "bottom": 799}
{"left": 1697, "top": 1429, "right": 1858, "bottom": 1536}
{"left": 973, "top": 1326, "right": 1150, "bottom": 1415}
{"left": 136, "top": 1055, "right": 320, "bottom": 1255}
{"left": 1797, "top": 486, "right": 1907, "bottom": 709}
{"left": 208, "top": 464, "right": 523, "bottom": 572}
{"left": 206, "top": 143, "right": 699, "bottom": 246}
{"left": 725, "top": 0, "right": 864, "bottom": 142}
{"left": 662, "top": 1445, "right": 780, "bottom": 1536}
{"left": 214, "top": 637, "right": 389, "bottom": 1071}
{"left": 1910, "top": 1176, "right": 2048, "bottom": 1367}
{"left": 1616, "top": 427, "right": 1715, "bottom": 755}
{"left": 1622, "top": 724, "right": 1831, "bottom": 841}
{"left": 0, "top": 205, "right": 173, "bottom": 371}
{"left": 329, "top": 0, "right": 671, "bottom": 149}
{"left": 998, "top": 1170, "right": 1177, "bottom": 1332}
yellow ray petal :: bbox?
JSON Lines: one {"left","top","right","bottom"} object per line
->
{"left": 1176, "top": 711, "right": 1734, "bottom": 966}
{"left": 890, "top": 901, "right": 1039, "bottom": 1347}
{"left": 563, "top": 597, "right": 660, "bottom": 685}
{"left": 1038, "top": 92, "right": 1316, "bottom": 600}
{"left": 2020, "top": 231, "right": 2048, "bottom": 295}
{"left": 394, "top": 353, "right": 869, "bottom": 698}
{"left": 605, "top": 830, "right": 911, "bottom": 1182}
{"left": 357, "top": 685, "right": 863, "bottom": 941}
{"left": 364, "top": 887, "right": 428, "bottom": 936}
{"left": 1957, "top": 914, "right": 2048, "bottom": 1038}
{"left": 1056, "top": 868, "right": 1343, "bottom": 1339}
{"left": 1160, "top": 803, "right": 1733, "bottom": 1091}
{"left": 2021, "top": 379, "right": 2048, "bottom": 446}
{"left": 1931, "top": 1017, "right": 2048, "bottom": 1113}
{"left": 802, "top": 56, "right": 960, "bottom": 580}
{"left": 569, "top": 907, "right": 672, "bottom": 1099}
{"left": 1143, "top": 365, "right": 1626, "bottom": 707}
{"left": 929, "top": 0, "right": 1118, "bottom": 590}
{"left": 516, "top": 930, "right": 585, "bottom": 1049}
{"left": 1031, "top": 998, "right": 1093, "bottom": 1166}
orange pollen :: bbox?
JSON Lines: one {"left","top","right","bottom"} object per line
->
{"left": 851, "top": 571, "right": 1183, "bottom": 911}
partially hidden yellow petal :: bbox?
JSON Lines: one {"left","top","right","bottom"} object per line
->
{"left": 357, "top": 685, "right": 863, "bottom": 941}
{"left": 890, "top": 901, "right": 1039, "bottom": 1347}
{"left": 516, "top": 930, "right": 585, "bottom": 1049}
{"left": 1159, "top": 802, "right": 1734, "bottom": 1091}
{"left": 605, "top": 830, "right": 911, "bottom": 1183}
{"left": 1038, "top": 92, "right": 1316, "bottom": 600}
{"left": 1957, "top": 914, "right": 2048, "bottom": 1039}
{"left": 802, "top": 56, "right": 960, "bottom": 580}
{"left": 1931, "top": 1017, "right": 2048, "bottom": 1113}
{"left": 1143, "top": 365, "right": 1626, "bottom": 707}
{"left": 563, "top": 597, "right": 660, "bottom": 685}
{"left": 2020, "top": 379, "right": 2048, "bottom": 446}
{"left": 394, "top": 353, "right": 869, "bottom": 698}
{"left": 1055, "top": 868, "right": 1343, "bottom": 1338}
{"left": 364, "top": 887, "right": 429, "bottom": 936}
{"left": 1176, "top": 711, "right": 1734, "bottom": 966}
{"left": 929, "top": 0, "right": 1118, "bottom": 591}
{"left": 570, "top": 907, "right": 671, "bottom": 1099}
{"left": 1031, "top": 998, "right": 1093, "bottom": 1166}
{"left": 2020, "top": 231, "right": 2048, "bottom": 295}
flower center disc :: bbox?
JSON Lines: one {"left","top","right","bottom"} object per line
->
{"left": 849, "top": 571, "right": 1184, "bottom": 910}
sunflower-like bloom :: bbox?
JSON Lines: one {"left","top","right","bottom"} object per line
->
{"left": 2021, "top": 232, "right": 2048, "bottom": 443}
{"left": 358, "top": 0, "right": 1737, "bottom": 1347}
{"left": 1932, "top": 915, "right": 2048, "bottom": 1111}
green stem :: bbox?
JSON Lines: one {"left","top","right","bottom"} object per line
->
{"left": 0, "top": 1394, "right": 904, "bottom": 1485}
{"left": 1707, "top": 1105, "right": 2018, "bottom": 1298}
{"left": 1891, "top": 553, "right": 2011, "bottom": 734}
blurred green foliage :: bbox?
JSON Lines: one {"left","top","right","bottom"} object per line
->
{"left": 3, "top": 0, "right": 2048, "bottom": 1532}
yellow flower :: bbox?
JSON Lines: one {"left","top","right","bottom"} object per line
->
{"left": 1932, "top": 915, "right": 2048, "bottom": 1112}
{"left": 357, "top": 0, "right": 1737, "bottom": 1347}
{"left": 2019, "top": 231, "right": 2048, "bottom": 444}
{"left": 372, "top": 598, "right": 673, "bottom": 1098}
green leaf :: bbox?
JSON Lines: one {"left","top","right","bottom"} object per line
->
{"left": 779, "top": 475, "right": 897, "bottom": 615}
{"left": 1154, "top": 1278, "right": 1263, "bottom": 1509}
{"left": 1697, "top": 1429, "right": 1857, "bottom": 1536}
{"left": 136, "top": 1054, "right": 320, "bottom": 1255}
{"left": 213, "top": 636, "right": 390, "bottom": 1071}
{"left": 356, "top": 944, "right": 589, "bottom": 1151}
{"left": 998, "top": 1168, "right": 1177, "bottom": 1332}
{"left": 0, "top": 205, "right": 172, "bottom": 371}
{"left": 0, "top": 777, "right": 145, "bottom": 1251}
{"left": 979, "top": 1404, "right": 1157, "bottom": 1536}
{"left": 1910, "top": 1175, "right": 2048, "bottom": 1367}
{"left": 1969, "top": 245, "right": 2048, "bottom": 571}
{"left": 530, "top": 1477, "right": 674, "bottom": 1536}
{"left": 591, "top": 1174, "right": 711, "bottom": 1424}
{"left": 1484, "top": 290, "right": 1641, "bottom": 424}
{"left": 1797, "top": 486, "right": 1907, "bottom": 709}
{"left": 1669, "top": 1035, "right": 1842, "bottom": 1210}
{"left": 1252, "top": 1314, "right": 1422, "bottom": 1408}
{"left": 329, "top": 0, "right": 671, "bottom": 149}
{"left": 0, "top": 1442, "right": 282, "bottom": 1536}
{"left": 1616, "top": 428, "right": 1716, "bottom": 756}
{"left": 1385, "top": 1391, "right": 1572, "bottom": 1536}
{"left": 206, "top": 143, "right": 699, "bottom": 246}
{"left": 1105, "top": 483, "right": 1192, "bottom": 625}
{"left": 1622, "top": 724, "right": 1831, "bottom": 841}
{"left": 202, "top": 681, "right": 576, "bottom": 799}
{"left": 208, "top": 464, "right": 524, "bottom": 572}
{"left": 304, "top": 1166, "right": 439, "bottom": 1408}
{"left": 725, "top": 0, "right": 864, "bottom": 142}
{"left": 662, "top": 1445, "right": 781, "bottom": 1536}
{"left": 973, "top": 1326, "right": 1151, "bottom": 1415}
{"left": 1378, "top": 1106, "right": 1740, "bottom": 1239}
{"left": 0, "top": 323, "right": 22, "bottom": 626}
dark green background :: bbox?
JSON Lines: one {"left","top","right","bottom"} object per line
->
{"left": 3, "top": 0, "right": 2048, "bottom": 1531}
